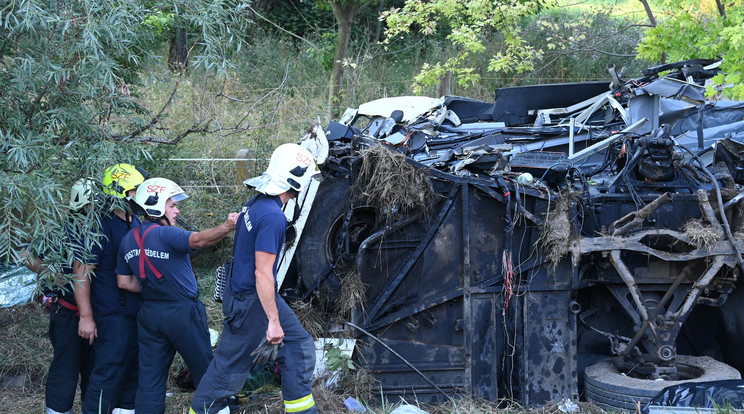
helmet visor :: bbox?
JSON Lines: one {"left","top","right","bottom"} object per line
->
{"left": 171, "top": 192, "right": 189, "bottom": 203}
{"left": 243, "top": 174, "right": 290, "bottom": 196}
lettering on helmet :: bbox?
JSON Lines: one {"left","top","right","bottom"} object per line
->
{"left": 146, "top": 184, "right": 168, "bottom": 194}
{"left": 111, "top": 171, "right": 132, "bottom": 181}
{"left": 295, "top": 152, "right": 312, "bottom": 166}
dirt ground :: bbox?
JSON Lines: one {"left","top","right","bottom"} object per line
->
{"left": 0, "top": 300, "right": 615, "bottom": 414}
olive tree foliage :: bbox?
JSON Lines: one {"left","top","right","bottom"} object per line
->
{"left": 636, "top": 0, "right": 744, "bottom": 99}
{"left": 382, "top": 0, "right": 545, "bottom": 93}
{"left": 0, "top": 0, "right": 251, "bottom": 285}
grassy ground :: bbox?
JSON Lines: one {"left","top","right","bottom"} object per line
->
{"left": 0, "top": 267, "right": 621, "bottom": 414}
{"left": 4, "top": 297, "right": 740, "bottom": 413}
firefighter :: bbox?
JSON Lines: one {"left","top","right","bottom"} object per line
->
{"left": 190, "top": 143, "right": 320, "bottom": 414}
{"left": 24, "top": 179, "right": 96, "bottom": 414}
{"left": 79, "top": 163, "right": 149, "bottom": 414}
{"left": 116, "top": 177, "right": 238, "bottom": 414}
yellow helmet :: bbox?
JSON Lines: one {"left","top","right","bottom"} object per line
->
{"left": 102, "top": 163, "right": 150, "bottom": 199}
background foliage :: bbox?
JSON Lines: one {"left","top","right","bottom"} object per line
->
{"left": 2, "top": 0, "right": 740, "bottom": 280}
{"left": 2, "top": 0, "right": 744, "bottom": 412}
{"left": 0, "top": 0, "right": 252, "bottom": 281}
{"left": 636, "top": 0, "right": 744, "bottom": 99}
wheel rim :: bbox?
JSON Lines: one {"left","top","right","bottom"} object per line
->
{"left": 325, "top": 206, "right": 377, "bottom": 263}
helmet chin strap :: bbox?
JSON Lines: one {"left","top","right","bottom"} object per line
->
{"left": 146, "top": 216, "right": 171, "bottom": 226}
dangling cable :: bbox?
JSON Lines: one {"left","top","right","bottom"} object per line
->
{"left": 499, "top": 178, "right": 514, "bottom": 315}
{"left": 502, "top": 250, "right": 514, "bottom": 316}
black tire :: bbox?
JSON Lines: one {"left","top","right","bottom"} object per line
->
{"left": 584, "top": 355, "right": 741, "bottom": 412}
{"left": 296, "top": 177, "right": 376, "bottom": 290}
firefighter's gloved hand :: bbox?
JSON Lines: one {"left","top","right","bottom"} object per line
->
{"left": 250, "top": 338, "right": 283, "bottom": 367}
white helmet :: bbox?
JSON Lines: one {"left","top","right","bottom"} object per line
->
{"left": 69, "top": 178, "right": 97, "bottom": 210}
{"left": 132, "top": 177, "right": 188, "bottom": 217}
{"left": 244, "top": 143, "right": 320, "bottom": 196}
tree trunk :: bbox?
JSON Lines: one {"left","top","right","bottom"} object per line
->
{"left": 168, "top": 27, "right": 188, "bottom": 71}
{"left": 715, "top": 0, "right": 726, "bottom": 18}
{"left": 375, "top": 0, "right": 385, "bottom": 43}
{"left": 437, "top": 70, "right": 452, "bottom": 97}
{"left": 328, "top": 1, "right": 361, "bottom": 122}
{"left": 637, "top": 0, "right": 665, "bottom": 64}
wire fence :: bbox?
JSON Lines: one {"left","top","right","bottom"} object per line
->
{"left": 160, "top": 158, "right": 260, "bottom": 239}
{"left": 166, "top": 157, "right": 268, "bottom": 191}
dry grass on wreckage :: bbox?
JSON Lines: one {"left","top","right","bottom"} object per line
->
{"left": 538, "top": 191, "right": 581, "bottom": 270}
{"left": 683, "top": 218, "right": 723, "bottom": 251}
{"left": 356, "top": 144, "right": 436, "bottom": 223}
{"left": 335, "top": 264, "right": 367, "bottom": 318}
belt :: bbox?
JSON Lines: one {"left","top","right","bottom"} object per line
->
{"left": 40, "top": 294, "right": 79, "bottom": 315}
{"left": 56, "top": 298, "right": 80, "bottom": 315}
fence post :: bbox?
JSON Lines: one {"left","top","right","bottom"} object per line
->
{"left": 235, "top": 148, "right": 255, "bottom": 185}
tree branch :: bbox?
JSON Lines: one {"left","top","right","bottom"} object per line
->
{"left": 548, "top": 23, "right": 647, "bottom": 59}
{"left": 25, "top": 86, "right": 48, "bottom": 126}
{"left": 219, "top": 60, "right": 291, "bottom": 132}
{"left": 246, "top": 4, "right": 319, "bottom": 51}
{"left": 638, "top": 0, "right": 657, "bottom": 26}
{"left": 126, "top": 73, "right": 182, "bottom": 139}
{"left": 584, "top": 48, "right": 637, "bottom": 58}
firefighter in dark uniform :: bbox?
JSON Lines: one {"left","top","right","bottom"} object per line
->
{"left": 190, "top": 143, "right": 320, "bottom": 414}
{"left": 78, "top": 163, "right": 148, "bottom": 414}
{"left": 116, "top": 177, "right": 238, "bottom": 414}
{"left": 24, "top": 179, "right": 96, "bottom": 414}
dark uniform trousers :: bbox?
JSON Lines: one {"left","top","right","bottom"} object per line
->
{"left": 190, "top": 284, "right": 317, "bottom": 414}
{"left": 135, "top": 277, "right": 213, "bottom": 414}
{"left": 81, "top": 311, "right": 138, "bottom": 414}
{"left": 46, "top": 302, "right": 93, "bottom": 413}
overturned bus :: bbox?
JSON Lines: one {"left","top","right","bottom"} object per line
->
{"left": 277, "top": 59, "right": 744, "bottom": 411}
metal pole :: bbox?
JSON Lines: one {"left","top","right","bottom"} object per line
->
{"left": 569, "top": 117, "right": 575, "bottom": 156}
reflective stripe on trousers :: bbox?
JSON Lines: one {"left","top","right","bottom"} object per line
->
{"left": 285, "top": 393, "right": 316, "bottom": 413}
{"left": 189, "top": 407, "right": 229, "bottom": 414}
{"left": 46, "top": 408, "right": 72, "bottom": 414}
{"left": 189, "top": 289, "right": 316, "bottom": 414}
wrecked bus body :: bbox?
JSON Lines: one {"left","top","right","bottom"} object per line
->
{"left": 280, "top": 60, "right": 744, "bottom": 410}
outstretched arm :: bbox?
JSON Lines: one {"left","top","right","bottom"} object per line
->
{"left": 188, "top": 212, "right": 240, "bottom": 249}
